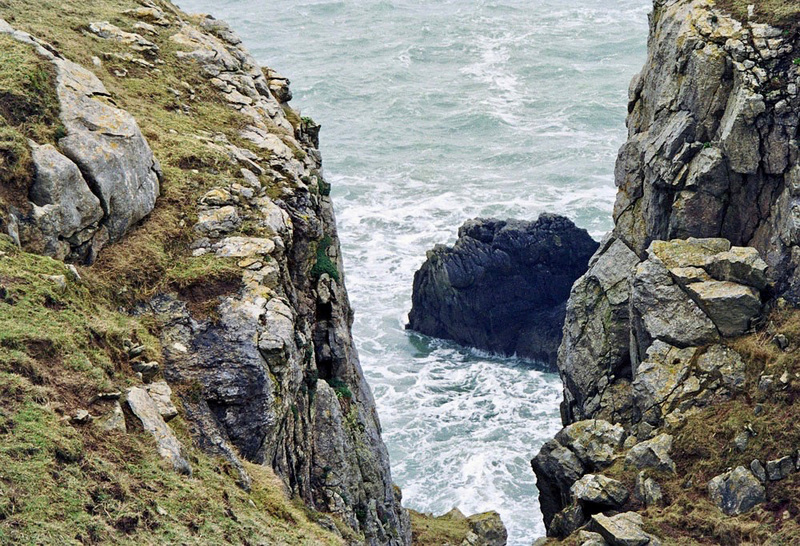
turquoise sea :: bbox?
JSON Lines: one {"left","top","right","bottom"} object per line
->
{"left": 177, "top": 1, "right": 650, "bottom": 542}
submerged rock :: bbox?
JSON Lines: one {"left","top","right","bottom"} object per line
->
{"left": 407, "top": 214, "right": 598, "bottom": 368}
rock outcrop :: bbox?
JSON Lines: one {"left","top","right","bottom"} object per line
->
{"left": 408, "top": 215, "right": 598, "bottom": 368}
{"left": 0, "top": 19, "right": 160, "bottom": 262}
{"left": 534, "top": 0, "right": 800, "bottom": 542}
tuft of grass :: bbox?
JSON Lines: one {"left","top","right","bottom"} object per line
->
{"left": 311, "top": 236, "right": 339, "bottom": 282}
{"left": 326, "top": 378, "right": 352, "bottom": 400}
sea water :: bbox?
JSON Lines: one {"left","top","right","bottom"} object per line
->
{"left": 176, "top": 1, "right": 650, "bottom": 542}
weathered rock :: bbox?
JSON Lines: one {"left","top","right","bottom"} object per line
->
{"left": 750, "top": 460, "right": 767, "bottom": 483}
{"left": 126, "top": 387, "right": 191, "bottom": 475}
{"left": 88, "top": 21, "right": 159, "bottom": 55}
{"left": 632, "top": 342, "right": 699, "bottom": 424}
{"left": 549, "top": 504, "right": 588, "bottom": 539}
{"left": 465, "top": 511, "right": 507, "bottom": 546}
{"left": 634, "top": 472, "right": 663, "bottom": 507}
{"left": 408, "top": 215, "right": 599, "bottom": 368}
{"left": 704, "top": 247, "right": 769, "bottom": 290}
{"left": 194, "top": 206, "right": 241, "bottom": 237}
{"left": 101, "top": 400, "right": 127, "bottom": 433}
{"left": 624, "top": 434, "right": 675, "bottom": 473}
{"left": 555, "top": 420, "right": 625, "bottom": 469}
{"left": 0, "top": 20, "right": 160, "bottom": 262}
{"left": 28, "top": 143, "right": 104, "bottom": 259}
{"left": 570, "top": 474, "right": 629, "bottom": 510}
{"left": 558, "top": 236, "right": 640, "bottom": 422}
{"left": 531, "top": 439, "right": 585, "bottom": 530}
{"left": 708, "top": 466, "right": 765, "bottom": 515}
{"left": 766, "top": 456, "right": 795, "bottom": 481}
{"left": 685, "top": 281, "right": 761, "bottom": 336}
{"left": 591, "top": 512, "right": 656, "bottom": 546}
{"left": 146, "top": 381, "right": 179, "bottom": 421}
{"left": 578, "top": 530, "right": 609, "bottom": 546}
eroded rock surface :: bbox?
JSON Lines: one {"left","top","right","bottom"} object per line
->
{"left": 408, "top": 214, "right": 598, "bottom": 368}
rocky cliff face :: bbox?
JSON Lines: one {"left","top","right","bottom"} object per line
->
{"left": 0, "top": 1, "right": 408, "bottom": 544}
{"left": 534, "top": 1, "right": 800, "bottom": 543}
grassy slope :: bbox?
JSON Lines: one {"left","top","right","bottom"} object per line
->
{"left": 0, "top": 0, "right": 342, "bottom": 543}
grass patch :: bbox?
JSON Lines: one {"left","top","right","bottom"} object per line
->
{"left": 311, "top": 235, "right": 339, "bottom": 282}
{"left": 409, "top": 509, "right": 470, "bottom": 546}
{"left": 714, "top": 0, "right": 800, "bottom": 26}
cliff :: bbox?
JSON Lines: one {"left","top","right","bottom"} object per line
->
{"left": 0, "top": 0, "right": 409, "bottom": 543}
{"left": 534, "top": 1, "right": 800, "bottom": 544}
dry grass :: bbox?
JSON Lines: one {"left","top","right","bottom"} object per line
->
{"left": 714, "top": 0, "right": 800, "bottom": 26}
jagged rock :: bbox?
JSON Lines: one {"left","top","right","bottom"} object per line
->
{"left": 131, "top": 361, "right": 159, "bottom": 381}
{"left": 634, "top": 472, "right": 663, "bottom": 507}
{"left": 123, "top": 7, "right": 170, "bottom": 26}
{"left": 408, "top": 215, "right": 598, "bottom": 368}
{"left": 146, "top": 381, "right": 179, "bottom": 421}
{"left": 558, "top": 236, "right": 640, "bottom": 422}
{"left": 766, "top": 456, "right": 795, "bottom": 481}
{"left": 708, "top": 466, "right": 765, "bottom": 515}
{"left": 570, "top": 474, "right": 629, "bottom": 510}
{"left": 531, "top": 439, "right": 585, "bottom": 530}
{"left": 750, "top": 460, "right": 767, "bottom": 483}
{"left": 72, "top": 409, "right": 91, "bottom": 424}
{"left": 591, "top": 512, "right": 657, "bottom": 546}
{"left": 0, "top": 20, "right": 160, "bottom": 262}
{"left": 28, "top": 143, "right": 104, "bottom": 259}
{"left": 101, "top": 400, "right": 127, "bottom": 433}
{"left": 696, "top": 344, "right": 747, "bottom": 392}
{"left": 685, "top": 281, "right": 761, "bottom": 336}
{"left": 630, "top": 255, "right": 718, "bottom": 357}
{"left": 624, "top": 434, "right": 675, "bottom": 473}
{"left": 194, "top": 206, "right": 241, "bottom": 237}
{"left": 126, "top": 387, "right": 191, "bottom": 476}
{"left": 632, "top": 342, "right": 698, "bottom": 424}
{"left": 555, "top": 420, "right": 625, "bottom": 469}
{"left": 465, "top": 511, "right": 507, "bottom": 546}
{"left": 549, "top": 504, "right": 587, "bottom": 538}
{"left": 704, "top": 247, "right": 769, "bottom": 290}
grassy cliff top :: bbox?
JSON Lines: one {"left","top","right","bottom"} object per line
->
{"left": 715, "top": 0, "right": 800, "bottom": 27}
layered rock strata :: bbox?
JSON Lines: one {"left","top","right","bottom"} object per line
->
{"left": 408, "top": 215, "right": 598, "bottom": 368}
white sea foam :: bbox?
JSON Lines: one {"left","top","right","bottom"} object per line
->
{"left": 177, "top": 1, "right": 650, "bottom": 542}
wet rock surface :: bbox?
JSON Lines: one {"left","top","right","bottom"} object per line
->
{"left": 408, "top": 214, "right": 598, "bottom": 368}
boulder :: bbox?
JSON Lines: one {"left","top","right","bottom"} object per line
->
{"left": 708, "top": 466, "right": 765, "bottom": 515}
{"left": 549, "top": 503, "right": 587, "bottom": 538}
{"left": 555, "top": 420, "right": 626, "bottom": 469}
{"left": 28, "top": 143, "right": 104, "bottom": 259}
{"left": 624, "top": 434, "right": 675, "bottom": 473}
{"left": 766, "top": 456, "right": 795, "bottom": 481}
{"left": 408, "top": 215, "right": 599, "bottom": 368}
{"left": 465, "top": 511, "right": 507, "bottom": 546}
{"left": 145, "top": 381, "right": 179, "bottom": 421}
{"left": 126, "top": 387, "right": 191, "bottom": 475}
{"left": 685, "top": 281, "right": 761, "bottom": 336}
{"left": 570, "top": 474, "right": 629, "bottom": 510}
{"left": 634, "top": 472, "right": 663, "bottom": 507}
{"left": 101, "top": 400, "right": 127, "bottom": 433}
{"left": 591, "top": 512, "right": 658, "bottom": 546}
{"left": 578, "top": 530, "right": 609, "bottom": 546}
{"left": 704, "top": 247, "right": 768, "bottom": 290}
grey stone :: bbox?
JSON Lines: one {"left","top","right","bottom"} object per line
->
{"left": 549, "top": 503, "right": 587, "bottom": 538}
{"left": 708, "top": 466, "right": 765, "bottom": 515}
{"left": 750, "top": 460, "right": 767, "bottom": 483}
{"left": 625, "top": 434, "right": 676, "bottom": 473}
{"left": 696, "top": 345, "right": 746, "bottom": 392}
{"left": 570, "top": 474, "right": 629, "bottom": 509}
{"left": 466, "top": 511, "right": 508, "bottom": 546}
{"left": 531, "top": 439, "right": 585, "bottom": 529}
{"left": 685, "top": 281, "right": 761, "bottom": 337}
{"left": 145, "top": 381, "right": 178, "bottom": 421}
{"left": 591, "top": 512, "right": 654, "bottom": 546}
{"left": 407, "top": 215, "right": 599, "bottom": 369}
{"left": 704, "top": 247, "right": 769, "bottom": 290}
{"left": 766, "top": 456, "right": 795, "bottom": 481}
{"left": 101, "top": 400, "right": 127, "bottom": 433}
{"left": 28, "top": 143, "right": 104, "bottom": 259}
{"left": 555, "top": 420, "right": 625, "bottom": 469}
{"left": 126, "top": 387, "right": 191, "bottom": 475}
{"left": 734, "top": 431, "right": 750, "bottom": 452}
{"left": 634, "top": 471, "right": 663, "bottom": 507}
{"left": 578, "top": 530, "right": 609, "bottom": 546}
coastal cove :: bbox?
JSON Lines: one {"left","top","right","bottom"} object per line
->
{"left": 176, "top": 0, "right": 650, "bottom": 543}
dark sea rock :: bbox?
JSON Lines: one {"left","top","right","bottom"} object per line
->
{"left": 407, "top": 214, "right": 599, "bottom": 369}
